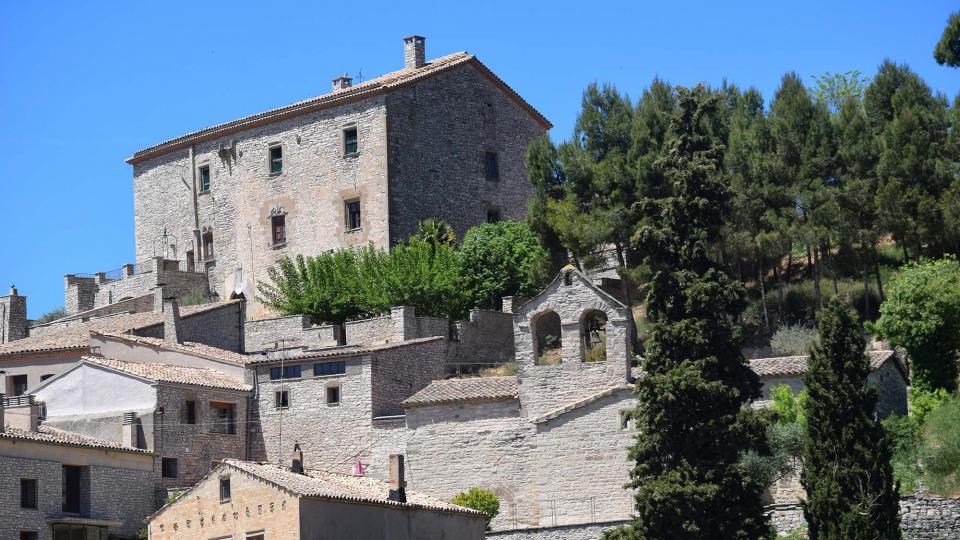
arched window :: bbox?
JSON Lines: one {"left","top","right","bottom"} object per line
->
{"left": 533, "top": 310, "right": 562, "bottom": 365}
{"left": 581, "top": 309, "right": 607, "bottom": 362}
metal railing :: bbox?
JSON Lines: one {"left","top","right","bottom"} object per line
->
{"left": 2, "top": 394, "right": 35, "bottom": 407}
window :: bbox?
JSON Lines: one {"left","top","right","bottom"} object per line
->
{"left": 271, "top": 214, "right": 286, "bottom": 246}
{"left": 20, "top": 532, "right": 38, "bottom": 540}
{"left": 185, "top": 400, "right": 196, "bottom": 424}
{"left": 275, "top": 390, "right": 289, "bottom": 409}
{"left": 20, "top": 479, "right": 37, "bottom": 509}
{"left": 209, "top": 402, "right": 236, "bottom": 435}
{"left": 484, "top": 151, "right": 499, "bottom": 180}
{"left": 269, "top": 365, "right": 301, "bottom": 380}
{"left": 326, "top": 385, "right": 341, "bottom": 405}
{"left": 40, "top": 374, "right": 54, "bottom": 382}
{"left": 314, "top": 361, "right": 346, "bottom": 376}
{"left": 62, "top": 465, "right": 82, "bottom": 514}
{"left": 269, "top": 145, "right": 283, "bottom": 174}
{"left": 343, "top": 126, "right": 358, "bottom": 155}
{"left": 487, "top": 209, "right": 501, "bottom": 223}
{"left": 246, "top": 533, "right": 265, "bottom": 540}
{"left": 219, "top": 476, "right": 231, "bottom": 502}
{"left": 52, "top": 525, "right": 106, "bottom": 540}
{"left": 161, "top": 458, "right": 178, "bottom": 478}
{"left": 345, "top": 199, "right": 361, "bottom": 230}
{"left": 203, "top": 232, "right": 215, "bottom": 260}
{"left": 11, "top": 374, "right": 28, "bottom": 396}
{"left": 199, "top": 165, "right": 211, "bottom": 192}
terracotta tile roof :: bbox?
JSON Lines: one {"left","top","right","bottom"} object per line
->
{"left": 402, "top": 376, "right": 518, "bottom": 408}
{"left": 220, "top": 460, "right": 483, "bottom": 516}
{"left": 92, "top": 331, "right": 250, "bottom": 366}
{"left": 83, "top": 356, "right": 250, "bottom": 392}
{"left": 245, "top": 336, "right": 444, "bottom": 365}
{"left": 0, "top": 426, "right": 151, "bottom": 454}
{"left": 127, "top": 52, "right": 550, "bottom": 164}
{"left": 750, "top": 350, "right": 899, "bottom": 377}
{"left": 0, "top": 301, "right": 239, "bottom": 357}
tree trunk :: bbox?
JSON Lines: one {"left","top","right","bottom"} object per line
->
{"left": 785, "top": 251, "right": 793, "bottom": 284}
{"left": 758, "top": 255, "right": 770, "bottom": 334}
{"left": 863, "top": 252, "right": 871, "bottom": 320}
{"left": 812, "top": 246, "right": 822, "bottom": 309}
{"left": 614, "top": 244, "right": 639, "bottom": 353}
{"left": 774, "top": 263, "right": 784, "bottom": 326}
{"left": 826, "top": 241, "right": 838, "bottom": 296}
{"left": 806, "top": 245, "right": 814, "bottom": 279}
{"left": 872, "top": 244, "right": 885, "bottom": 302}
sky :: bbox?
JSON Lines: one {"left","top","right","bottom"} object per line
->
{"left": 1, "top": 1, "right": 958, "bottom": 318}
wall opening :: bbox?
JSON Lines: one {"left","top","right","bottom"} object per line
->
{"left": 533, "top": 310, "right": 562, "bottom": 365}
{"left": 581, "top": 309, "right": 608, "bottom": 363}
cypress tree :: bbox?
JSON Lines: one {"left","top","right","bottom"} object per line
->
{"left": 802, "top": 298, "right": 901, "bottom": 539}
{"left": 610, "top": 86, "right": 771, "bottom": 539}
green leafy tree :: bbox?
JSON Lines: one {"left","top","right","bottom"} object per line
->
{"left": 871, "top": 257, "right": 960, "bottom": 392}
{"left": 610, "top": 86, "right": 771, "bottom": 539}
{"left": 412, "top": 218, "right": 457, "bottom": 248}
{"left": 459, "top": 220, "right": 549, "bottom": 310}
{"left": 451, "top": 488, "right": 500, "bottom": 530}
{"left": 934, "top": 12, "right": 960, "bottom": 67}
{"left": 801, "top": 298, "right": 901, "bottom": 539}
{"left": 34, "top": 306, "right": 67, "bottom": 325}
{"left": 809, "top": 71, "right": 870, "bottom": 113}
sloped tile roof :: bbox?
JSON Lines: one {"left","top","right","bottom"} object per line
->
{"left": 0, "top": 301, "right": 239, "bottom": 357}
{"left": 402, "top": 376, "right": 518, "bottom": 408}
{"left": 92, "top": 331, "right": 249, "bottom": 366}
{"left": 750, "top": 350, "right": 899, "bottom": 377}
{"left": 0, "top": 426, "right": 151, "bottom": 454}
{"left": 531, "top": 385, "right": 630, "bottom": 425}
{"left": 128, "top": 52, "right": 550, "bottom": 164}
{"left": 220, "top": 460, "right": 483, "bottom": 516}
{"left": 245, "top": 336, "right": 444, "bottom": 365}
{"left": 84, "top": 356, "right": 250, "bottom": 391}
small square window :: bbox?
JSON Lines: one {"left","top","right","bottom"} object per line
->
{"left": 220, "top": 476, "right": 231, "bottom": 501}
{"left": 271, "top": 214, "right": 286, "bottom": 245}
{"left": 162, "top": 458, "right": 178, "bottom": 479}
{"left": 326, "top": 386, "right": 341, "bottom": 405}
{"left": 343, "top": 126, "right": 358, "bottom": 155}
{"left": 345, "top": 200, "right": 361, "bottom": 230}
{"left": 269, "top": 146, "right": 283, "bottom": 174}
{"left": 275, "top": 390, "right": 289, "bottom": 409}
{"left": 210, "top": 402, "right": 236, "bottom": 435}
{"left": 484, "top": 151, "right": 499, "bottom": 180}
{"left": 487, "top": 209, "right": 501, "bottom": 223}
{"left": 185, "top": 400, "right": 196, "bottom": 425}
{"left": 20, "top": 478, "right": 37, "bottom": 509}
{"left": 199, "top": 165, "right": 211, "bottom": 192}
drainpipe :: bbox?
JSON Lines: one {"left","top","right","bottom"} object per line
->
{"left": 189, "top": 146, "right": 201, "bottom": 262}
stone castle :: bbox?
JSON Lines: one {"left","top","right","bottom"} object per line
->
{"left": 0, "top": 35, "right": 939, "bottom": 540}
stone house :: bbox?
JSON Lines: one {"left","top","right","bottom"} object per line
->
{"left": 125, "top": 35, "right": 550, "bottom": 318}
{"left": 248, "top": 337, "right": 446, "bottom": 480}
{"left": 401, "top": 266, "right": 638, "bottom": 531}
{"left": 0, "top": 394, "right": 155, "bottom": 540}
{"left": 30, "top": 354, "right": 252, "bottom": 495}
{"left": 145, "top": 455, "right": 486, "bottom": 540}
{"left": 0, "top": 298, "right": 244, "bottom": 397}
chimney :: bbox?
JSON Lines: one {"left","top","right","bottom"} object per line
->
{"left": 332, "top": 73, "right": 352, "bottom": 91}
{"left": 5, "top": 395, "right": 40, "bottom": 432}
{"left": 1, "top": 285, "right": 28, "bottom": 344}
{"left": 163, "top": 296, "right": 182, "bottom": 345}
{"left": 388, "top": 454, "right": 406, "bottom": 503}
{"left": 122, "top": 412, "right": 140, "bottom": 448}
{"left": 291, "top": 442, "right": 304, "bottom": 474}
{"left": 403, "top": 35, "right": 426, "bottom": 69}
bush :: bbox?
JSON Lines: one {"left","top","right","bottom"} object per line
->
{"left": 770, "top": 325, "right": 818, "bottom": 356}
{"left": 34, "top": 307, "right": 66, "bottom": 325}
{"left": 921, "top": 398, "right": 960, "bottom": 497}
{"left": 451, "top": 487, "right": 500, "bottom": 530}
{"left": 771, "top": 384, "right": 808, "bottom": 427}
{"left": 909, "top": 386, "right": 951, "bottom": 424}
{"left": 459, "top": 221, "right": 550, "bottom": 311}
{"left": 882, "top": 413, "right": 923, "bottom": 493}
{"left": 179, "top": 288, "right": 213, "bottom": 307}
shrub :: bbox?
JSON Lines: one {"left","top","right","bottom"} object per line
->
{"left": 921, "top": 398, "right": 960, "bottom": 497}
{"left": 451, "top": 487, "right": 500, "bottom": 530}
{"left": 34, "top": 307, "right": 66, "bottom": 325}
{"left": 459, "top": 221, "right": 550, "bottom": 311}
{"left": 909, "top": 386, "right": 950, "bottom": 424}
{"left": 770, "top": 324, "right": 818, "bottom": 356}
{"left": 771, "top": 384, "right": 808, "bottom": 427}
{"left": 179, "top": 288, "right": 213, "bottom": 307}
{"left": 882, "top": 413, "right": 923, "bottom": 493}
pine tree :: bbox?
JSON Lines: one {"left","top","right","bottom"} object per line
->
{"left": 802, "top": 298, "right": 901, "bottom": 539}
{"left": 610, "top": 85, "right": 771, "bottom": 539}
{"left": 934, "top": 12, "right": 960, "bottom": 67}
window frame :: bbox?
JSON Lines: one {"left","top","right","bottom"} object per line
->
{"left": 20, "top": 478, "right": 37, "bottom": 509}
{"left": 209, "top": 402, "right": 236, "bottom": 435}
{"left": 185, "top": 400, "right": 196, "bottom": 425}
{"left": 199, "top": 164, "right": 211, "bottom": 193}
{"left": 269, "top": 365, "right": 302, "bottom": 380}
{"left": 219, "top": 476, "right": 232, "bottom": 502}
{"left": 161, "top": 458, "right": 178, "bottom": 479}
{"left": 271, "top": 214, "right": 287, "bottom": 247}
{"left": 326, "top": 385, "right": 341, "bottom": 405}
{"left": 343, "top": 125, "right": 359, "bottom": 156}
{"left": 313, "top": 360, "right": 346, "bottom": 377}
{"left": 275, "top": 389, "right": 290, "bottom": 409}
{"left": 345, "top": 199, "right": 361, "bottom": 231}
{"left": 484, "top": 151, "right": 500, "bottom": 180}
{"left": 11, "top": 374, "right": 28, "bottom": 396}
{"left": 268, "top": 144, "right": 283, "bottom": 175}
{"left": 202, "top": 231, "right": 215, "bottom": 261}
{"left": 487, "top": 209, "right": 501, "bottom": 223}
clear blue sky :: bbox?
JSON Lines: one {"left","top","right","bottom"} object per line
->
{"left": 2, "top": 1, "right": 957, "bottom": 318}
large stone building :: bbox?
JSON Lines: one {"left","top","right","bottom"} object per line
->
{"left": 125, "top": 35, "right": 550, "bottom": 318}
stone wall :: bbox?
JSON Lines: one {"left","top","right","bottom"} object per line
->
{"left": 449, "top": 309, "right": 516, "bottom": 373}
{"left": 155, "top": 384, "right": 250, "bottom": 491}
{"left": 870, "top": 358, "right": 909, "bottom": 418}
{"left": 370, "top": 338, "right": 446, "bottom": 417}
{"left": 0, "top": 454, "right": 61, "bottom": 540}
{"left": 487, "top": 520, "right": 632, "bottom": 540}
{"left": 385, "top": 62, "right": 545, "bottom": 243}
{"left": 244, "top": 314, "right": 337, "bottom": 353}
{"left": 135, "top": 300, "right": 244, "bottom": 352}
{"left": 0, "top": 290, "right": 28, "bottom": 344}
{"left": 345, "top": 314, "right": 394, "bottom": 345}
{"left": 767, "top": 497, "right": 960, "bottom": 539}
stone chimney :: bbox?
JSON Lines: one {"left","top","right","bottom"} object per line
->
{"left": 403, "top": 35, "right": 425, "bottom": 69}
{"left": 291, "top": 442, "right": 304, "bottom": 474}
{"left": 122, "top": 412, "right": 140, "bottom": 448}
{"left": 1, "top": 285, "right": 28, "bottom": 344}
{"left": 388, "top": 454, "right": 406, "bottom": 503}
{"left": 163, "top": 296, "right": 182, "bottom": 345}
{"left": 332, "top": 73, "right": 352, "bottom": 91}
